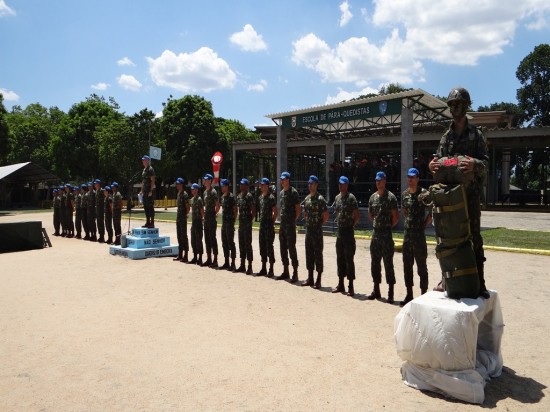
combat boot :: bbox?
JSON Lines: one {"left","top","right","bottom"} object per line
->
{"left": 314, "top": 272, "right": 322, "bottom": 289}
{"left": 90, "top": 233, "right": 97, "bottom": 242}
{"left": 98, "top": 235, "right": 105, "bottom": 243}
{"left": 267, "top": 263, "right": 274, "bottom": 278}
{"left": 332, "top": 277, "right": 345, "bottom": 294}
{"left": 235, "top": 259, "right": 246, "bottom": 273}
{"left": 114, "top": 236, "right": 120, "bottom": 246}
{"left": 197, "top": 255, "right": 203, "bottom": 266}
{"left": 366, "top": 283, "right": 381, "bottom": 300}
{"left": 400, "top": 286, "right": 414, "bottom": 307}
{"left": 420, "top": 287, "right": 427, "bottom": 295}
{"left": 290, "top": 266, "right": 299, "bottom": 283}
{"left": 301, "top": 270, "right": 314, "bottom": 287}
{"left": 149, "top": 217, "right": 155, "bottom": 228}
{"left": 255, "top": 262, "right": 267, "bottom": 277}
{"left": 220, "top": 257, "right": 230, "bottom": 270}
{"left": 387, "top": 284, "right": 395, "bottom": 304}
{"left": 209, "top": 255, "right": 218, "bottom": 269}
{"left": 201, "top": 254, "right": 212, "bottom": 267}
{"left": 230, "top": 258, "right": 236, "bottom": 272}
{"left": 276, "top": 265, "right": 290, "bottom": 281}
{"left": 106, "top": 236, "right": 113, "bottom": 245}
{"left": 189, "top": 254, "right": 197, "bottom": 264}
{"left": 347, "top": 279, "right": 355, "bottom": 297}
{"left": 173, "top": 247, "right": 183, "bottom": 261}
{"left": 181, "top": 251, "right": 188, "bottom": 263}
{"left": 246, "top": 261, "right": 253, "bottom": 275}
{"left": 142, "top": 217, "right": 149, "bottom": 228}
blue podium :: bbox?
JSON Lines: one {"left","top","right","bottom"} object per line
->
{"left": 109, "top": 227, "right": 178, "bottom": 260}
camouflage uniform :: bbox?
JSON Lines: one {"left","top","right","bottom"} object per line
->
{"left": 190, "top": 194, "right": 204, "bottom": 256}
{"left": 81, "top": 188, "right": 89, "bottom": 239}
{"left": 221, "top": 192, "right": 236, "bottom": 261}
{"left": 60, "top": 190, "right": 67, "bottom": 235}
{"left": 236, "top": 191, "right": 254, "bottom": 262}
{"left": 368, "top": 190, "right": 398, "bottom": 285}
{"left": 334, "top": 192, "right": 358, "bottom": 280}
{"left": 142, "top": 164, "right": 155, "bottom": 221}
{"left": 53, "top": 192, "right": 61, "bottom": 235}
{"left": 254, "top": 186, "right": 262, "bottom": 221}
{"left": 87, "top": 187, "right": 96, "bottom": 240}
{"left": 95, "top": 187, "right": 105, "bottom": 239}
{"left": 203, "top": 187, "right": 219, "bottom": 257}
{"left": 104, "top": 193, "right": 113, "bottom": 242}
{"left": 278, "top": 186, "right": 300, "bottom": 268}
{"left": 74, "top": 191, "right": 82, "bottom": 238}
{"left": 176, "top": 190, "right": 190, "bottom": 253}
{"left": 258, "top": 193, "right": 277, "bottom": 264}
{"left": 113, "top": 190, "right": 123, "bottom": 244}
{"left": 401, "top": 188, "right": 429, "bottom": 290}
{"left": 304, "top": 192, "right": 328, "bottom": 273}
{"left": 66, "top": 190, "right": 75, "bottom": 236}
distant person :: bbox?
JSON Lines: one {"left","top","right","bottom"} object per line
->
{"left": 202, "top": 174, "right": 220, "bottom": 268}
{"left": 81, "top": 184, "right": 89, "bottom": 240}
{"left": 189, "top": 183, "right": 204, "bottom": 265}
{"left": 235, "top": 178, "right": 255, "bottom": 275}
{"left": 94, "top": 179, "right": 105, "bottom": 243}
{"left": 256, "top": 178, "right": 277, "bottom": 277}
{"left": 103, "top": 185, "right": 113, "bottom": 244}
{"left": 86, "top": 181, "right": 97, "bottom": 241}
{"left": 173, "top": 178, "right": 190, "bottom": 262}
{"left": 73, "top": 186, "right": 82, "bottom": 239}
{"left": 52, "top": 189, "right": 60, "bottom": 236}
{"left": 276, "top": 171, "right": 301, "bottom": 282}
{"left": 111, "top": 182, "right": 123, "bottom": 246}
{"left": 219, "top": 179, "right": 237, "bottom": 271}
{"left": 140, "top": 155, "right": 156, "bottom": 228}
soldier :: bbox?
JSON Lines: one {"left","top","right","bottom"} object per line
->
{"left": 189, "top": 183, "right": 204, "bottom": 265}
{"left": 52, "top": 189, "right": 60, "bottom": 236}
{"left": 254, "top": 180, "right": 261, "bottom": 222}
{"left": 104, "top": 185, "right": 113, "bottom": 244}
{"left": 256, "top": 177, "right": 277, "bottom": 277}
{"left": 219, "top": 178, "right": 237, "bottom": 271}
{"left": 202, "top": 173, "right": 220, "bottom": 268}
{"left": 301, "top": 175, "right": 329, "bottom": 289}
{"left": 235, "top": 178, "right": 255, "bottom": 275}
{"left": 367, "top": 171, "right": 399, "bottom": 303}
{"left": 332, "top": 176, "right": 359, "bottom": 296}
{"left": 60, "top": 185, "right": 67, "bottom": 236}
{"left": 173, "top": 177, "right": 190, "bottom": 262}
{"left": 81, "top": 184, "right": 89, "bottom": 240}
{"left": 73, "top": 186, "right": 82, "bottom": 239}
{"left": 429, "top": 87, "right": 490, "bottom": 298}
{"left": 111, "top": 182, "right": 123, "bottom": 246}
{"left": 87, "top": 181, "right": 97, "bottom": 241}
{"left": 276, "top": 171, "right": 301, "bottom": 282}
{"left": 400, "top": 168, "right": 432, "bottom": 306}
{"left": 94, "top": 179, "right": 105, "bottom": 243}
{"left": 65, "top": 183, "right": 75, "bottom": 238}
{"left": 140, "top": 155, "right": 156, "bottom": 228}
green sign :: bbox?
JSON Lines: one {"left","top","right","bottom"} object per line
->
{"left": 281, "top": 98, "right": 402, "bottom": 128}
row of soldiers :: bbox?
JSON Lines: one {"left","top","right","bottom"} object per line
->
{"left": 52, "top": 179, "right": 123, "bottom": 245}
{"left": 172, "top": 169, "right": 432, "bottom": 306}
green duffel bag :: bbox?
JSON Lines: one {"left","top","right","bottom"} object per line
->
{"left": 429, "top": 183, "right": 471, "bottom": 248}
{"left": 436, "top": 240, "right": 480, "bottom": 299}
{"left": 434, "top": 155, "right": 474, "bottom": 184}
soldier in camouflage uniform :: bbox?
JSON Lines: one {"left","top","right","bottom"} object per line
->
{"left": 220, "top": 179, "right": 237, "bottom": 271}
{"left": 86, "top": 182, "right": 97, "bottom": 241}
{"left": 367, "top": 171, "right": 399, "bottom": 303}
{"left": 202, "top": 174, "right": 220, "bottom": 268}
{"left": 332, "top": 176, "right": 359, "bottom": 296}
{"left": 65, "top": 183, "right": 75, "bottom": 238}
{"left": 111, "top": 182, "right": 122, "bottom": 246}
{"left": 73, "top": 186, "right": 82, "bottom": 239}
{"left": 94, "top": 179, "right": 105, "bottom": 243}
{"left": 189, "top": 183, "right": 204, "bottom": 265}
{"left": 276, "top": 171, "right": 301, "bottom": 282}
{"left": 254, "top": 181, "right": 261, "bottom": 222}
{"left": 60, "top": 185, "right": 67, "bottom": 236}
{"left": 429, "top": 86, "right": 490, "bottom": 298}
{"left": 140, "top": 155, "right": 156, "bottom": 228}
{"left": 256, "top": 178, "right": 277, "bottom": 277}
{"left": 301, "top": 175, "right": 329, "bottom": 289}
{"left": 235, "top": 178, "right": 255, "bottom": 275}
{"left": 52, "top": 189, "right": 61, "bottom": 236}
{"left": 80, "top": 184, "right": 89, "bottom": 240}
{"left": 400, "top": 168, "right": 432, "bottom": 306}
{"left": 103, "top": 186, "right": 113, "bottom": 244}
{"left": 173, "top": 178, "right": 190, "bottom": 262}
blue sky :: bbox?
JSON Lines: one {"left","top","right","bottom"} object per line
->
{"left": 1, "top": 0, "right": 549, "bottom": 128}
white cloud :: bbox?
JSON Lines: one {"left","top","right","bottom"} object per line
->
{"left": 117, "top": 57, "right": 135, "bottom": 66}
{"left": 154, "top": 111, "right": 163, "bottom": 119}
{"left": 339, "top": 1, "right": 353, "bottom": 27}
{"left": 117, "top": 74, "right": 142, "bottom": 91}
{"left": 0, "top": 0, "right": 15, "bottom": 17}
{"left": 91, "top": 82, "right": 110, "bottom": 91}
{"left": 229, "top": 24, "right": 267, "bottom": 52}
{"left": 147, "top": 48, "right": 236, "bottom": 93}
{"left": 325, "top": 86, "right": 379, "bottom": 104}
{"left": 247, "top": 79, "right": 267, "bottom": 92}
{"left": 0, "top": 87, "right": 19, "bottom": 101}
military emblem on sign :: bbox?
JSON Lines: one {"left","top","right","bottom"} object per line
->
{"left": 291, "top": 116, "right": 297, "bottom": 128}
{"left": 379, "top": 101, "right": 388, "bottom": 116}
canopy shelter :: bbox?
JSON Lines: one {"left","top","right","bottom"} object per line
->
{"left": 0, "top": 162, "right": 59, "bottom": 208}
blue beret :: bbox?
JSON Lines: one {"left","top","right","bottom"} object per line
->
{"left": 240, "top": 178, "right": 249, "bottom": 185}
{"left": 191, "top": 183, "right": 199, "bottom": 189}
{"left": 111, "top": 181, "right": 119, "bottom": 187}
{"left": 220, "top": 179, "right": 229, "bottom": 186}
{"left": 94, "top": 179, "right": 101, "bottom": 184}
{"left": 176, "top": 177, "right": 184, "bottom": 185}
{"left": 338, "top": 176, "right": 349, "bottom": 184}
{"left": 407, "top": 168, "right": 419, "bottom": 177}
{"left": 280, "top": 171, "right": 291, "bottom": 180}
{"left": 142, "top": 155, "right": 150, "bottom": 160}
{"left": 53, "top": 189, "right": 58, "bottom": 193}
{"left": 308, "top": 175, "right": 319, "bottom": 184}
{"left": 87, "top": 182, "right": 93, "bottom": 186}
{"left": 261, "top": 177, "right": 270, "bottom": 185}
{"left": 65, "top": 183, "right": 71, "bottom": 187}
{"left": 73, "top": 186, "right": 79, "bottom": 191}
{"left": 203, "top": 173, "right": 213, "bottom": 180}
{"left": 375, "top": 171, "right": 386, "bottom": 181}
{"left": 104, "top": 185, "right": 111, "bottom": 191}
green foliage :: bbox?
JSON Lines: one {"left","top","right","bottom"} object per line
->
{"left": 0, "top": 94, "right": 9, "bottom": 165}
{"left": 378, "top": 82, "right": 411, "bottom": 95}
{"left": 476, "top": 102, "right": 523, "bottom": 128}
{"left": 516, "top": 44, "right": 550, "bottom": 127}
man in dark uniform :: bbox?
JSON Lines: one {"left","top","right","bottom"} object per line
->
{"left": 429, "top": 86, "right": 490, "bottom": 298}
{"left": 65, "top": 183, "right": 75, "bottom": 238}
{"left": 256, "top": 177, "right": 277, "bottom": 277}
{"left": 332, "top": 176, "right": 359, "bottom": 296}
{"left": 202, "top": 173, "right": 220, "bottom": 268}
{"left": 60, "top": 185, "right": 67, "bottom": 236}
{"left": 235, "top": 178, "right": 255, "bottom": 274}
{"left": 140, "top": 155, "right": 156, "bottom": 228}
{"left": 81, "top": 184, "right": 89, "bottom": 240}
{"left": 73, "top": 186, "right": 82, "bottom": 239}
{"left": 94, "top": 179, "right": 105, "bottom": 243}
{"left": 103, "top": 185, "right": 113, "bottom": 244}
{"left": 400, "top": 168, "right": 432, "bottom": 306}
{"left": 173, "top": 177, "right": 190, "bottom": 262}
{"left": 189, "top": 183, "right": 204, "bottom": 265}
{"left": 276, "top": 171, "right": 301, "bottom": 282}
{"left": 301, "top": 175, "right": 329, "bottom": 289}
{"left": 86, "top": 181, "right": 97, "bottom": 241}
{"left": 220, "top": 178, "right": 237, "bottom": 271}
{"left": 111, "top": 182, "right": 122, "bottom": 246}
{"left": 254, "top": 180, "right": 261, "bottom": 222}
{"left": 367, "top": 171, "right": 399, "bottom": 303}
{"left": 52, "top": 189, "right": 60, "bottom": 236}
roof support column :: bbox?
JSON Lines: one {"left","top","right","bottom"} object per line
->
{"left": 276, "top": 125, "right": 288, "bottom": 184}
{"left": 325, "top": 139, "right": 335, "bottom": 202}
{"left": 501, "top": 149, "right": 511, "bottom": 204}
{"left": 401, "top": 104, "right": 414, "bottom": 194}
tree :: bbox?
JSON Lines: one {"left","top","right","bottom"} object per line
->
{"left": 476, "top": 102, "right": 523, "bottom": 128}
{"left": 378, "top": 82, "right": 411, "bottom": 95}
{"left": 0, "top": 94, "right": 9, "bottom": 165}
{"left": 516, "top": 44, "right": 550, "bottom": 126}
{"left": 215, "top": 118, "right": 260, "bottom": 179}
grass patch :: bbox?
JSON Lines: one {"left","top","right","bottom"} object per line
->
{"left": 477, "top": 228, "right": 550, "bottom": 250}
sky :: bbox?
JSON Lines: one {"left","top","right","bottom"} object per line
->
{"left": 1, "top": 0, "right": 549, "bottom": 128}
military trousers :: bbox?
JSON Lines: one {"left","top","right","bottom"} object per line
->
{"left": 279, "top": 223, "right": 298, "bottom": 267}
{"left": 203, "top": 216, "right": 218, "bottom": 256}
{"left": 96, "top": 209, "right": 105, "bottom": 236}
{"left": 60, "top": 206, "right": 67, "bottom": 234}
{"left": 75, "top": 209, "right": 82, "bottom": 236}
{"left": 221, "top": 222, "right": 236, "bottom": 259}
{"left": 176, "top": 216, "right": 189, "bottom": 252}
{"left": 402, "top": 231, "right": 428, "bottom": 290}
{"left": 238, "top": 222, "right": 253, "bottom": 262}
{"left": 81, "top": 207, "right": 88, "bottom": 236}
{"left": 191, "top": 220, "right": 203, "bottom": 255}
{"left": 336, "top": 226, "right": 355, "bottom": 280}
{"left": 259, "top": 222, "right": 275, "bottom": 264}
{"left": 305, "top": 226, "right": 324, "bottom": 273}
{"left": 143, "top": 193, "right": 155, "bottom": 219}
{"left": 113, "top": 211, "right": 122, "bottom": 241}
{"left": 370, "top": 229, "right": 395, "bottom": 285}
{"left": 467, "top": 195, "right": 486, "bottom": 270}
{"left": 105, "top": 212, "right": 113, "bottom": 239}
{"left": 87, "top": 208, "right": 96, "bottom": 235}
{"left": 53, "top": 208, "right": 61, "bottom": 234}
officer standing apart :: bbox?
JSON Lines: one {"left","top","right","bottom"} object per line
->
{"left": 256, "top": 177, "right": 277, "bottom": 277}
{"left": 235, "top": 178, "right": 255, "bottom": 275}
{"left": 87, "top": 181, "right": 97, "bottom": 241}
{"left": 332, "top": 176, "right": 359, "bottom": 296}
{"left": 173, "top": 178, "right": 190, "bottom": 262}
{"left": 429, "top": 86, "right": 490, "bottom": 298}
{"left": 74, "top": 186, "right": 82, "bottom": 239}
{"left": 81, "top": 183, "right": 89, "bottom": 240}
{"left": 400, "top": 168, "right": 432, "bottom": 306}
{"left": 301, "top": 175, "right": 329, "bottom": 289}
{"left": 202, "top": 174, "right": 220, "bottom": 268}
{"left": 220, "top": 179, "right": 237, "bottom": 271}
{"left": 367, "top": 171, "right": 399, "bottom": 303}
{"left": 111, "top": 182, "right": 122, "bottom": 246}
{"left": 189, "top": 183, "right": 204, "bottom": 265}
{"left": 276, "top": 171, "right": 301, "bottom": 282}
{"left": 140, "top": 155, "right": 156, "bottom": 228}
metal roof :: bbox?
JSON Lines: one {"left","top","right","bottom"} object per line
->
{"left": 0, "top": 162, "right": 59, "bottom": 183}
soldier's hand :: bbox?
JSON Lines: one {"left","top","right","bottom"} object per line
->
{"left": 428, "top": 158, "right": 439, "bottom": 173}
{"left": 459, "top": 156, "right": 474, "bottom": 173}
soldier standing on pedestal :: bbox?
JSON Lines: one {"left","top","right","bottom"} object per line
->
{"left": 140, "top": 155, "right": 156, "bottom": 228}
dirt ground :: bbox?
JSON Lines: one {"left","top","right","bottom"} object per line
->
{"left": 1, "top": 211, "right": 549, "bottom": 411}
